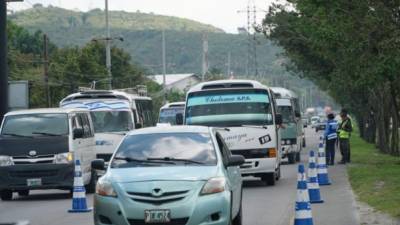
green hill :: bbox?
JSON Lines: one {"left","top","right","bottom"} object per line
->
{"left": 9, "top": 5, "right": 281, "bottom": 75}
{"left": 9, "top": 5, "right": 337, "bottom": 108}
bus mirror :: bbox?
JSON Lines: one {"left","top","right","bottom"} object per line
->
{"left": 295, "top": 111, "right": 301, "bottom": 118}
{"left": 175, "top": 113, "right": 183, "bottom": 125}
{"left": 135, "top": 123, "right": 143, "bottom": 129}
{"left": 73, "top": 128, "right": 84, "bottom": 139}
{"left": 275, "top": 114, "right": 283, "bottom": 125}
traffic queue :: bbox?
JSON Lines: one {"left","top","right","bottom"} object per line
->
{"left": 0, "top": 79, "right": 306, "bottom": 225}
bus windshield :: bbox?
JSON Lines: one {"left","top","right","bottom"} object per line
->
{"left": 90, "top": 111, "right": 133, "bottom": 133}
{"left": 185, "top": 89, "right": 273, "bottom": 127}
{"left": 277, "top": 105, "right": 295, "bottom": 123}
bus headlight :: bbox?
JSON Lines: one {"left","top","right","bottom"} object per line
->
{"left": 54, "top": 152, "right": 74, "bottom": 164}
{"left": 0, "top": 156, "right": 14, "bottom": 166}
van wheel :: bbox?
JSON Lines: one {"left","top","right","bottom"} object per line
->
{"left": 296, "top": 152, "right": 301, "bottom": 162}
{"left": 276, "top": 166, "right": 281, "bottom": 181}
{"left": 0, "top": 190, "right": 13, "bottom": 201}
{"left": 86, "top": 170, "right": 97, "bottom": 194}
{"left": 287, "top": 152, "right": 296, "bottom": 164}
{"left": 262, "top": 173, "right": 276, "bottom": 186}
{"left": 18, "top": 190, "right": 29, "bottom": 196}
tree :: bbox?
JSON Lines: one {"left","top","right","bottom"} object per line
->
{"left": 262, "top": 1, "right": 400, "bottom": 155}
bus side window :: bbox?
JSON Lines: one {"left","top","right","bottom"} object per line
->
{"left": 132, "top": 109, "right": 138, "bottom": 125}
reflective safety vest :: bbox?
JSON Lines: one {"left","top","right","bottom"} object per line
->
{"left": 325, "top": 119, "right": 338, "bottom": 140}
{"left": 338, "top": 118, "right": 352, "bottom": 139}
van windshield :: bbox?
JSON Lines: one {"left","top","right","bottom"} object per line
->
{"left": 159, "top": 108, "right": 184, "bottom": 125}
{"left": 1, "top": 113, "right": 68, "bottom": 137}
{"left": 185, "top": 89, "right": 273, "bottom": 127}
{"left": 90, "top": 111, "right": 133, "bottom": 133}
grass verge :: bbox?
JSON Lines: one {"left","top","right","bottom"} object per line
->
{"left": 348, "top": 133, "right": 400, "bottom": 218}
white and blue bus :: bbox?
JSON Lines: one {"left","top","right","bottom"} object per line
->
{"left": 60, "top": 90, "right": 155, "bottom": 162}
{"left": 184, "top": 80, "right": 282, "bottom": 185}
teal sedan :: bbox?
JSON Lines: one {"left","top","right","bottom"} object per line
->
{"left": 91, "top": 126, "right": 245, "bottom": 225}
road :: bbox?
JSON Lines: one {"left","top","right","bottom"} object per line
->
{"left": 0, "top": 128, "right": 358, "bottom": 225}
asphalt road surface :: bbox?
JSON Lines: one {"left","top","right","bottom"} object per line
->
{"left": 0, "top": 128, "right": 357, "bottom": 225}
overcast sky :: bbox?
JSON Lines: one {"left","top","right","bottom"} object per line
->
{"left": 8, "top": 0, "right": 274, "bottom": 33}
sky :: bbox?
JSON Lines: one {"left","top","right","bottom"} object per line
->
{"left": 8, "top": 0, "right": 275, "bottom": 33}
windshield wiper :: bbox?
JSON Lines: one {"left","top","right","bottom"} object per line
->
{"left": 113, "top": 156, "right": 175, "bottom": 164}
{"left": 32, "top": 132, "right": 63, "bottom": 136}
{"left": 1, "top": 133, "right": 32, "bottom": 138}
{"left": 240, "top": 125, "right": 269, "bottom": 129}
{"left": 147, "top": 157, "right": 205, "bottom": 165}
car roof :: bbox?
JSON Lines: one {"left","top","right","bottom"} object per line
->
{"left": 5, "top": 108, "right": 89, "bottom": 116}
{"left": 127, "top": 125, "right": 211, "bottom": 136}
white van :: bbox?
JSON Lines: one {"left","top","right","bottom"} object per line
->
{"left": 185, "top": 80, "right": 282, "bottom": 185}
{"left": 0, "top": 108, "right": 96, "bottom": 200}
{"left": 158, "top": 102, "right": 185, "bottom": 125}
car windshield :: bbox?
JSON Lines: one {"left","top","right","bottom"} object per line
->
{"left": 277, "top": 105, "right": 295, "bottom": 123}
{"left": 159, "top": 108, "right": 184, "bottom": 125}
{"left": 111, "top": 132, "right": 217, "bottom": 168}
{"left": 90, "top": 111, "right": 133, "bottom": 133}
{"left": 185, "top": 89, "right": 273, "bottom": 127}
{"left": 1, "top": 113, "right": 68, "bottom": 137}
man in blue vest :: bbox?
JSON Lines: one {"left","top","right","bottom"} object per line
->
{"left": 338, "top": 109, "right": 353, "bottom": 164}
{"left": 324, "top": 113, "right": 338, "bottom": 165}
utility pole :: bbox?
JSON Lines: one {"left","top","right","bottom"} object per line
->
{"left": 105, "top": 0, "right": 112, "bottom": 90}
{"left": 0, "top": 1, "right": 7, "bottom": 122}
{"left": 253, "top": 4, "right": 258, "bottom": 77}
{"left": 202, "top": 32, "right": 208, "bottom": 81}
{"left": 43, "top": 34, "right": 50, "bottom": 107}
{"left": 227, "top": 51, "right": 231, "bottom": 78}
{"left": 162, "top": 30, "right": 167, "bottom": 103}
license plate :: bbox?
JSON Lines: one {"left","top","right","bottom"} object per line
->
{"left": 144, "top": 209, "right": 171, "bottom": 223}
{"left": 27, "top": 178, "right": 42, "bottom": 187}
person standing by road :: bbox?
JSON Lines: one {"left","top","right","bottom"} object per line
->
{"left": 338, "top": 109, "right": 353, "bottom": 164}
{"left": 324, "top": 113, "right": 338, "bottom": 165}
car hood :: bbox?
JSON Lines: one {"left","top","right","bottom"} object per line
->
{"left": 108, "top": 166, "right": 219, "bottom": 183}
{"left": 0, "top": 136, "right": 69, "bottom": 156}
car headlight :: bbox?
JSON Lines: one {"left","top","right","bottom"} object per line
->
{"left": 53, "top": 152, "right": 74, "bottom": 164}
{"left": 0, "top": 156, "right": 14, "bottom": 166}
{"left": 286, "top": 140, "right": 291, "bottom": 145}
{"left": 201, "top": 177, "right": 226, "bottom": 195}
{"left": 281, "top": 140, "right": 285, "bottom": 145}
{"left": 96, "top": 178, "right": 117, "bottom": 197}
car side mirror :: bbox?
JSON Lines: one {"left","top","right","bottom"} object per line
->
{"left": 135, "top": 123, "right": 143, "bottom": 129}
{"left": 73, "top": 128, "right": 84, "bottom": 139}
{"left": 175, "top": 113, "right": 183, "bottom": 125}
{"left": 92, "top": 159, "right": 105, "bottom": 170}
{"left": 275, "top": 114, "right": 283, "bottom": 125}
{"left": 227, "top": 155, "right": 245, "bottom": 167}
{"left": 295, "top": 111, "right": 301, "bottom": 118}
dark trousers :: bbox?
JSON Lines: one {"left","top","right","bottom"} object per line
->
{"left": 325, "top": 139, "right": 336, "bottom": 165}
{"left": 339, "top": 138, "right": 351, "bottom": 163}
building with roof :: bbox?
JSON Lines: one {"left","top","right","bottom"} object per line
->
{"left": 147, "top": 73, "right": 200, "bottom": 93}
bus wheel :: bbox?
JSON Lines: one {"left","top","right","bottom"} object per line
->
{"left": 262, "top": 173, "right": 276, "bottom": 186}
